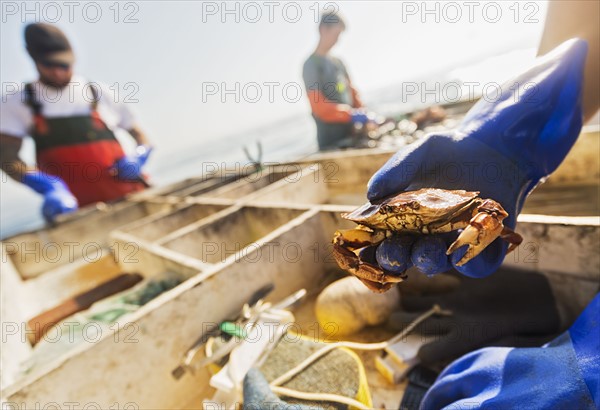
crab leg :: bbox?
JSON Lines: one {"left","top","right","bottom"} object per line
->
{"left": 500, "top": 227, "right": 523, "bottom": 253}
{"left": 332, "top": 243, "right": 402, "bottom": 293}
{"left": 332, "top": 228, "right": 402, "bottom": 293}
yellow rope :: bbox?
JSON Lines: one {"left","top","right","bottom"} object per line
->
{"left": 270, "top": 304, "right": 450, "bottom": 388}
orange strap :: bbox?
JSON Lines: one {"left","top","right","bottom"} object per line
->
{"left": 90, "top": 110, "right": 106, "bottom": 130}
{"left": 33, "top": 114, "right": 49, "bottom": 135}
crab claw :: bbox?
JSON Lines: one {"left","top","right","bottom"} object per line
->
{"left": 333, "top": 227, "right": 386, "bottom": 249}
{"left": 446, "top": 199, "right": 509, "bottom": 266}
{"left": 446, "top": 212, "right": 503, "bottom": 266}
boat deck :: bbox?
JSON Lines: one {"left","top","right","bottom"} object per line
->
{"left": 2, "top": 128, "right": 599, "bottom": 408}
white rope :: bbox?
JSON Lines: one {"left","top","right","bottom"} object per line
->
{"left": 270, "top": 386, "right": 371, "bottom": 410}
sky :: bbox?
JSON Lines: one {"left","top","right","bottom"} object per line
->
{"left": 1, "top": 1, "right": 549, "bottom": 151}
{"left": 1, "top": 1, "right": 550, "bottom": 235}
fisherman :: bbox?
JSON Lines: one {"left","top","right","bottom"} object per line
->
{"left": 0, "top": 23, "right": 153, "bottom": 222}
{"left": 302, "top": 13, "right": 373, "bottom": 151}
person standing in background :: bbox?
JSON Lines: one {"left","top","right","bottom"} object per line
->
{"left": 302, "top": 13, "right": 372, "bottom": 151}
{"left": 0, "top": 23, "right": 153, "bottom": 222}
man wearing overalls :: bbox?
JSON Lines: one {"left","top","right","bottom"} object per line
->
{"left": 0, "top": 23, "right": 153, "bottom": 222}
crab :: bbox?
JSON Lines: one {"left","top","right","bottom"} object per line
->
{"left": 333, "top": 188, "right": 523, "bottom": 292}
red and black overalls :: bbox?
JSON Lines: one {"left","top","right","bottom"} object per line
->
{"left": 24, "top": 83, "right": 145, "bottom": 206}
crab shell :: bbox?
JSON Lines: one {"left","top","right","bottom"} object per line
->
{"left": 333, "top": 188, "right": 522, "bottom": 292}
{"left": 343, "top": 189, "right": 487, "bottom": 233}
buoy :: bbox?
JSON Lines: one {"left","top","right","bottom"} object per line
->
{"left": 315, "top": 276, "right": 400, "bottom": 337}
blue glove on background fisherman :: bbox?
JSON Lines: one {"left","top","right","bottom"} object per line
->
{"left": 22, "top": 171, "right": 78, "bottom": 222}
{"left": 350, "top": 109, "right": 370, "bottom": 125}
{"left": 109, "top": 144, "right": 153, "bottom": 181}
{"left": 369, "top": 39, "right": 587, "bottom": 278}
{"left": 21, "top": 144, "right": 153, "bottom": 222}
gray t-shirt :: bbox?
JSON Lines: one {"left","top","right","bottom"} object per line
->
{"left": 302, "top": 54, "right": 353, "bottom": 106}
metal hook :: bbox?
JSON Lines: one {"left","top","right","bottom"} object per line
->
{"left": 243, "top": 141, "right": 263, "bottom": 170}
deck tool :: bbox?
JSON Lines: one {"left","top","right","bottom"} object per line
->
{"left": 243, "top": 141, "right": 263, "bottom": 170}
{"left": 171, "top": 284, "right": 277, "bottom": 380}
{"left": 21, "top": 273, "right": 182, "bottom": 376}
{"left": 374, "top": 334, "right": 436, "bottom": 385}
{"left": 26, "top": 272, "right": 143, "bottom": 345}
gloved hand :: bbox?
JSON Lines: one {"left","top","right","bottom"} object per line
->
{"left": 109, "top": 144, "right": 153, "bottom": 181}
{"left": 22, "top": 171, "right": 78, "bottom": 222}
{"left": 350, "top": 109, "right": 370, "bottom": 125}
{"left": 243, "top": 368, "right": 318, "bottom": 410}
{"left": 387, "top": 267, "right": 560, "bottom": 366}
{"left": 368, "top": 39, "right": 587, "bottom": 278}
{"left": 421, "top": 293, "right": 600, "bottom": 410}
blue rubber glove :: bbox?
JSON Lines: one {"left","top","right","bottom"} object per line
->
{"left": 22, "top": 171, "right": 78, "bottom": 222}
{"left": 110, "top": 144, "right": 153, "bottom": 181}
{"left": 368, "top": 39, "right": 587, "bottom": 278}
{"left": 421, "top": 293, "right": 600, "bottom": 409}
{"left": 351, "top": 109, "right": 370, "bottom": 125}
